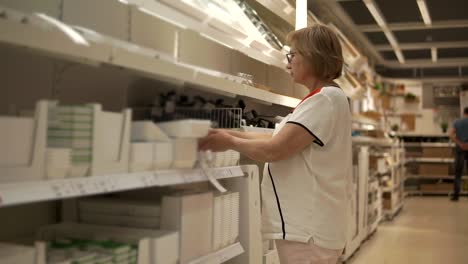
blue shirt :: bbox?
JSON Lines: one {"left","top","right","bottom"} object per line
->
{"left": 454, "top": 118, "right": 468, "bottom": 143}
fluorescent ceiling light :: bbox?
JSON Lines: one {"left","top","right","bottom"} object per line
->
{"left": 383, "top": 30, "right": 398, "bottom": 48}
{"left": 416, "top": 0, "right": 432, "bottom": 25}
{"left": 431, "top": 47, "right": 437, "bottom": 62}
{"left": 295, "top": 0, "right": 307, "bottom": 29}
{"left": 395, "top": 49, "right": 405, "bottom": 64}
{"left": 363, "top": 0, "right": 386, "bottom": 27}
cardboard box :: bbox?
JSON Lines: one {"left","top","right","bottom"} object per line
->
{"left": 419, "top": 164, "right": 450, "bottom": 176}
{"left": 422, "top": 147, "right": 454, "bottom": 158}
{"left": 401, "top": 114, "right": 416, "bottom": 131}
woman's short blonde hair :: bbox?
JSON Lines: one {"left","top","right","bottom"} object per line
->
{"left": 287, "top": 24, "right": 343, "bottom": 81}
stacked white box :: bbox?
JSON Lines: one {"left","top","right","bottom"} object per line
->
{"left": 161, "top": 192, "right": 213, "bottom": 264}
{"left": 37, "top": 222, "right": 179, "bottom": 264}
{"left": 212, "top": 195, "right": 224, "bottom": 251}
{"left": 45, "top": 148, "right": 71, "bottom": 179}
{"left": 48, "top": 104, "right": 94, "bottom": 177}
{"left": 129, "top": 142, "right": 154, "bottom": 172}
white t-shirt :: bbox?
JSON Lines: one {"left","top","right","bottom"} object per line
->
{"left": 261, "top": 86, "right": 352, "bottom": 250}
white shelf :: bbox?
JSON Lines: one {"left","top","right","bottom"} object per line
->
{"left": 403, "top": 142, "right": 455, "bottom": 148}
{"left": 352, "top": 115, "right": 379, "bottom": 127}
{"left": 406, "top": 174, "right": 465, "bottom": 180}
{"left": 407, "top": 157, "right": 455, "bottom": 163}
{"left": 352, "top": 136, "right": 394, "bottom": 147}
{"left": 0, "top": 166, "right": 244, "bottom": 207}
{"left": 397, "top": 133, "right": 448, "bottom": 137}
{"left": 188, "top": 242, "right": 244, "bottom": 264}
{"left": 0, "top": 8, "right": 301, "bottom": 109}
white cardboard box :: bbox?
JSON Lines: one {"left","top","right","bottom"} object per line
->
{"left": 161, "top": 192, "right": 213, "bottom": 264}
{"left": 172, "top": 138, "right": 197, "bottom": 169}
{"left": 154, "top": 141, "right": 173, "bottom": 170}
{"left": 131, "top": 121, "right": 170, "bottom": 142}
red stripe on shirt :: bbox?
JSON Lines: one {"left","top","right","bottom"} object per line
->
{"left": 292, "top": 88, "right": 322, "bottom": 112}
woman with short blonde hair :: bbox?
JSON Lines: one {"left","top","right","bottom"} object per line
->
{"left": 200, "top": 24, "right": 352, "bottom": 264}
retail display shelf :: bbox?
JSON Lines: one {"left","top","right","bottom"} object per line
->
{"left": 406, "top": 157, "right": 455, "bottom": 163}
{"left": 405, "top": 190, "right": 468, "bottom": 196}
{"left": 0, "top": 8, "right": 300, "bottom": 108}
{"left": 403, "top": 142, "right": 455, "bottom": 147}
{"left": 397, "top": 132, "right": 448, "bottom": 137}
{"left": 188, "top": 242, "right": 244, "bottom": 264}
{"left": 383, "top": 201, "right": 404, "bottom": 218}
{"left": 406, "top": 175, "right": 464, "bottom": 180}
{"left": 352, "top": 136, "right": 394, "bottom": 147}
{"left": 0, "top": 166, "right": 244, "bottom": 207}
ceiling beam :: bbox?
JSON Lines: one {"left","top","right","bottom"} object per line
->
{"left": 383, "top": 58, "right": 468, "bottom": 68}
{"left": 375, "top": 41, "right": 468, "bottom": 51}
{"left": 359, "top": 19, "right": 468, "bottom": 32}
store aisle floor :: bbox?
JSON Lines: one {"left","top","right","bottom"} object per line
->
{"left": 346, "top": 197, "right": 468, "bottom": 264}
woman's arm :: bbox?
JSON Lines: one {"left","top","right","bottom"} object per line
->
{"left": 222, "top": 129, "right": 273, "bottom": 140}
{"left": 199, "top": 124, "right": 316, "bottom": 162}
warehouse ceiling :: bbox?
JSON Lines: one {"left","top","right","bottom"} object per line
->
{"left": 308, "top": 0, "right": 468, "bottom": 80}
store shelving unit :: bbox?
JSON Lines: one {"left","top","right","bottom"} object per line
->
{"left": 401, "top": 134, "right": 459, "bottom": 196}
{"left": 0, "top": 166, "right": 244, "bottom": 207}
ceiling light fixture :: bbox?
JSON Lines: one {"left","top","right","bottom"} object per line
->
{"left": 364, "top": 0, "right": 405, "bottom": 64}
{"left": 295, "top": 0, "right": 307, "bottom": 29}
{"left": 416, "top": 0, "right": 432, "bottom": 25}
{"left": 363, "top": 0, "right": 386, "bottom": 28}
{"left": 431, "top": 47, "right": 437, "bottom": 62}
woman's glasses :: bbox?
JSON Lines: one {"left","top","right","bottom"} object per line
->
{"left": 286, "top": 52, "right": 296, "bottom": 63}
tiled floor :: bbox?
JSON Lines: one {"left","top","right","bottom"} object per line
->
{"left": 346, "top": 197, "right": 468, "bottom": 264}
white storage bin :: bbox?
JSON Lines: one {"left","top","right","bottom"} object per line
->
{"left": 129, "top": 142, "right": 154, "bottom": 172}
{"left": 161, "top": 192, "right": 213, "bottom": 264}
{"left": 178, "top": 29, "right": 232, "bottom": 74}
{"left": 62, "top": 0, "right": 130, "bottom": 40}
{"left": 172, "top": 138, "right": 198, "bottom": 169}
{"left": 154, "top": 141, "right": 173, "bottom": 170}
{"left": 221, "top": 193, "right": 232, "bottom": 248}
{"left": 0, "top": 117, "right": 34, "bottom": 167}
{"left": 131, "top": 121, "right": 170, "bottom": 142}
{"left": 0, "top": 101, "right": 48, "bottom": 182}
{"left": 45, "top": 148, "right": 71, "bottom": 179}
{"left": 0, "top": 242, "right": 36, "bottom": 264}
{"left": 130, "top": 6, "right": 181, "bottom": 56}
{"left": 156, "top": 119, "right": 211, "bottom": 138}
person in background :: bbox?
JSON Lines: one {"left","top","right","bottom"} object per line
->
{"left": 449, "top": 107, "right": 468, "bottom": 201}
{"left": 199, "top": 24, "right": 351, "bottom": 264}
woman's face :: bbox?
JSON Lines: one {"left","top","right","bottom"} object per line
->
{"left": 286, "top": 50, "right": 311, "bottom": 84}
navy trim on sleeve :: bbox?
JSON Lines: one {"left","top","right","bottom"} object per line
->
{"left": 286, "top": 121, "right": 324, "bottom": 147}
{"left": 267, "top": 164, "right": 286, "bottom": 240}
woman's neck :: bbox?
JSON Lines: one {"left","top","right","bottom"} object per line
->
{"left": 304, "top": 78, "right": 329, "bottom": 93}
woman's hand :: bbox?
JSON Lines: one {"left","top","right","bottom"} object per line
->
{"left": 198, "top": 129, "right": 234, "bottom": 152}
